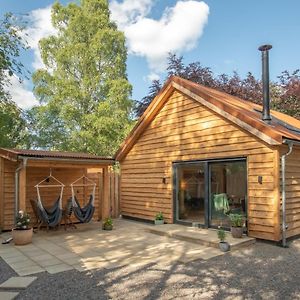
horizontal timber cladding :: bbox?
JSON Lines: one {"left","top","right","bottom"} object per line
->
{"left": 120, "top": 90, "right": 280, "bottom": 241}
{"left": 25, "top": 167, "right": 101, "bottom": 227}
{"left": 281, "top": 146, "right": 300, "bottom": 238}
{"left": 0, "top": 163, "right": 120, "bottom": 230}
{"left": 2, "top": 160, "right": 17, "bottom": 230}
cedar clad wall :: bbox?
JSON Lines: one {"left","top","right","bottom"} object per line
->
{"left": 0, "top": 164, "right": 102, "bottom": 230}
{"left": 120, "top": 90, "right": 280, "bottom": 241}
{"left": 283, "top": 147, "right": 300, "bottom": 238}
{"left": 1, "top": 159, "right": 17, "bottom": 230}
{"left": 25, "top": 167, "right": 101, "bottom": 226}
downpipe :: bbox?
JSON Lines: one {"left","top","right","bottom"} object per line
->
{"left": 14, "top": 158, "right": 28, "bottom": 224}
{"left": 281, "top": 142, "right": 293, "bottom": 247}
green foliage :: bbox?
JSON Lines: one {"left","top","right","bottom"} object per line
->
{"left": 217, "top": 227, "right": 226, "bottom": 242}
{"left": 137, "top": 53, "right": 300, "bottom": 120}
{"left": 30, "top": 0, "right": 133, "bottom": 155}
{"left": 0, "top": 13, "right": 29, "bottom": 148}
{"left": 229, "top": 213, "right": 244, "bottom": 227}
{"left": 0, "top": 13, "right": 28, "bottom": 100}
{"left": 15, "top": 210, "right": 31, "bottom": 230}
{"left": 103, "top": 217, "right": 113, "bottom": 229}
{"left": 0, "top": 101, "right": 29, "bottom": 148}
{"left": 155, "top": 211, "right": 164, "bottom": 220}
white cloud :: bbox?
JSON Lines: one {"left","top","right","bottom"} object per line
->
{"left": 24, "top": 6, "right": 57, "bottom": 70}
{"left": 147, "top": 72, "right": 160, "bottom": 82}
{"left": 110, "top": 0, "right": 154, "bottom": 29}
{"left": 5, "top": 76, "right": 38, "bottom": 109}
{"left": 110, "top": 1, "right": 209, "bottom": 73}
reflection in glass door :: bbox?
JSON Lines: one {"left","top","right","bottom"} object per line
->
{"left": 176, "top": 163, "right": 205, "bottom": 224}
{"left": 209, "top": 161, "right": 247, "bottom": 227}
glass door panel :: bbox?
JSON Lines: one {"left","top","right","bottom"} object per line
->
{"left": 210, "top": 161, "right": 247, "bottom": 227}
{"left": 176, "top": 163, "right": 205, "bottom": 224}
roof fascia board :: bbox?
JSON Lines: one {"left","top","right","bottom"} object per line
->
{"left": 172, "top": 81, "right": 281, "bottom": 146}
{"left": 18, "top": 155, "right": 114, "bottom": 165}
{"left": 0, "top": 149, "right": 18, "bottom": 162}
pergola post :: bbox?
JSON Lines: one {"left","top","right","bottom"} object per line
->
{"left": 19, "top": 167, "right": 27, "bottom": 212}
{"left": 102, "top": 166, "right": 110, "bottom": 220}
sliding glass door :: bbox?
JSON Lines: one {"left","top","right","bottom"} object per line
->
{"left": 209, "top": 161, "right": 247, "bottom": 228}
{"left": 176, "top": 163, "right": 206, "bottom": 224}
{"left": 174, "top": 159, "right": 247, "bottom": 228}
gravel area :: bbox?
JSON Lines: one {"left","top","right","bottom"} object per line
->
{"left": 1, "top": 240, "right": 300, "bottom": 299}
{"left": 0, "top": 257, "right": 17, "bottom": 284}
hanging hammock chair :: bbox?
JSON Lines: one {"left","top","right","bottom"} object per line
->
{"left": 35, "top": 171, "right": 64, "bottom": 228}
{"left": 71, "top": 175, "right": 96, "bottom": 223}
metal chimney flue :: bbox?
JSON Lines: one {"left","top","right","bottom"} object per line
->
{"left": 258, "top": 44, "right": 272, "bottom": 122}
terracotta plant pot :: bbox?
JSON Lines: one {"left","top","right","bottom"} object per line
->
{"left": 219, "top": 241, "right": 230, "bottom": 252}
{"left": 12, "top": 228, "right": 33, "bottom": 245}
{"left": 231, "top": 226, "right": 243, "bottom": 238}
{"left": 154, "top": 219, "right": 164, "bottom": 225}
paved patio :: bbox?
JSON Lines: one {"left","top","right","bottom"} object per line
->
{"left": 0, "top": 219, "right": 252, "bottom": 276}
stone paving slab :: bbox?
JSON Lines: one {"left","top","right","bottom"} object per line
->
{"left": 0, "top": 291, "right": 19, "bottom": 300}
{"left": 17, "top": 266, "right": 44, "bottom": 276}
{"left": 0, "top": 276, "right": 37, "bottom": 289}
{"left": 146, "top": 224, "right": 255, "bottom": 249}
{"left": 45, "top": 263, "right": 73, "bottom": 274}
{"left": 0, "top": 220, "right": 242, "bottom": 275}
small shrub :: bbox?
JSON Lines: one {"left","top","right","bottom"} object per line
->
{"left": 217, "top": 227, "right": 226, "bottom": 242}
{"left": 155, "top": 211, "right": 164, "bottom": 220}
{"left": 229, "top": 213, "right": 244, "bottom": 227}
{"left": 103, "top": 217, "right": 113, "bottom": 227}
{"left": 15, "top": 211, "right": 31, "bottom": 230}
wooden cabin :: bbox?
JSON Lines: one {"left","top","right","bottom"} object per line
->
{"left": 115, "top": 76, "right": 300, "bottom": 243}
{"left": 0, "top": 149, "right": 114, "bottom": 230}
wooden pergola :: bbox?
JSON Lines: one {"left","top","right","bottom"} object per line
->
{"left": 0, "top": 148, "right": 115, "bottom": 229}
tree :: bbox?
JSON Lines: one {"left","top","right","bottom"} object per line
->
{"left": 274, "top": 70, "right": 300, "bottom": 119}
{"left": 134, "top": 80, "right": 162, "bottom": 116}
{"left": 0, "top": 13, "right": 29, "bottom": 148}
{"left": 30, "top": 0, "right": 133, "bottom": 155}
{"left": 137, "top": 53, "right": 300, "bottom": 120}
{"left": 0, "top": 102, "right": 28, "bottom": 148}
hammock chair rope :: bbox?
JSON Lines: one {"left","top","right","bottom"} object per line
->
{"left": 35, "top": 171, "right": 64, "bottom": 227}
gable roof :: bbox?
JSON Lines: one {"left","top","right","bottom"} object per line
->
{"left": 115, "top": 76, "right": 300, "bottom": 161}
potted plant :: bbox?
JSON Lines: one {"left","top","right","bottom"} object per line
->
{"left": 12, "top": 211, "right": 33, "bottom": 245}
{"left": 217, "top": 227, "right": 230, "bottom": 252}
{"left": 102, "top": 217, "right": 113, "bottom": 230}
{"left": 229, "top": 213, "right": 244, "bottom": 238}
{"left": 154, "top": 212, "right": 164, "bottom": 225}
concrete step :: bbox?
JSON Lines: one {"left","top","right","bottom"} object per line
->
{"left": 145, "top": 224, "right": 255, "bottom": 250}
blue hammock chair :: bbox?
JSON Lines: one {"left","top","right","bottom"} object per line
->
{"left": 71, "top": 175, "right": 96, "bottom": 223}
{"left": 35, "top": 171, "right": 64, "bottom": 228}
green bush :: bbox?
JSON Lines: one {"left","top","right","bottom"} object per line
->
{"left": 15, "top": 211, "right": 31, "bottom": 230}
{"left": 103, "top": 217, "right": 113, "bottom": 227}
{"left": 217, "top": 228, "right": 226, "bottom": 242}
{"left": 229, "top": 213, "right": 244, "bottom": 227}
{"left": 155, "top": 211, "right": 164, "bottom": 220}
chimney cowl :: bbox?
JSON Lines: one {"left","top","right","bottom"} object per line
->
{"left": 258, "top": 44, "right": 272, "bottom": 52}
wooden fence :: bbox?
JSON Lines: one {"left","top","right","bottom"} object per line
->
{"left": 94, "top": 168, "right": 120, "bottom": 219}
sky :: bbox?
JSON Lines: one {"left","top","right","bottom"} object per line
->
{"left": 1, "top": 0, "right": 300, "bottom": 109}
